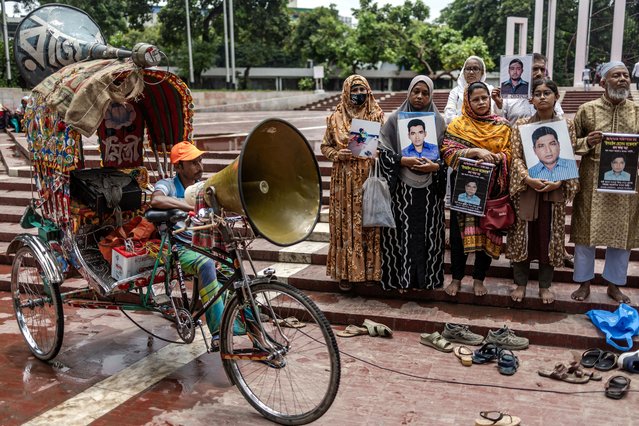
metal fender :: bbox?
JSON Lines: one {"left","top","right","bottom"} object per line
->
{"left": 7, "top": 234, "right": 64, "bottom": 285}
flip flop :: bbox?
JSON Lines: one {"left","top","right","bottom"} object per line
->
{"left": 475, "top": 411, "right": 521, "bottom": 426}
{"left": 273, "top": 317, "right": 306, "bottom": 329}
{"left": 567, "top": 361, "right": 602, "bottom": 381}
{"left": 362, "top": 319, "right": 393, "bottom": 338}
{"left": 335, "top": 324, "right": 369, "bottom": 338}
{"left": 594, "top": 351, "right": 618, "bottom": 371}
{"left": 538, "top": 363, "right": 590, "bottom": 384}
{"left": 580, "top": 348, "right": 603, "bottom": 368}
{"left": 454, "top": 345, "right": 473, "bottom": 366}
{"left": 419, "top": 332, "right": 453, "bottom": 353}
{"left": 605, "top": 375, "right": 631, "bottom": 399}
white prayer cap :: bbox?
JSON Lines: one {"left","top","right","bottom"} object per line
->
{"left": 600, "top": 61, "right": 627, "bottom": 78}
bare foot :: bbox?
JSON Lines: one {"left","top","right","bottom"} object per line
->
{"left": 539, "top": 288, "right": 555, "bottom": 304}
{"left": 510, "top": 286, "right": 526, "bottom": 302}
{"left": 607, "top": 283, "right": 631, "bottom": 304}
{"left": 473, "top": 279, "right": 488, "bottom": 297}
{"left": 444, "top": 279, "right": 461, "bottom": 296}
{"left": 571, "top": 282, "right": 590, "bottom": 301}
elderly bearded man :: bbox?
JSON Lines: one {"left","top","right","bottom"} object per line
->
{"left": 570, "top": 61, "right": 638, "bottom": 304}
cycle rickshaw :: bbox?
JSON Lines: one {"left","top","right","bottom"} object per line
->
{"left": 8, "top": 5, "right": 340, "bottom": 425}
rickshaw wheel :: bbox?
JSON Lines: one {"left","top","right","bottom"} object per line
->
{"left": 11, "top": 246, "right": 64, "bottom": 361}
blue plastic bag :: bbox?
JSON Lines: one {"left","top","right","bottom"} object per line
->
{"left": 586, "top": 303, "right": 639, "bottom": 351}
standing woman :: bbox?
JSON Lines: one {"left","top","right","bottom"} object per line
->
{"left": 444, "top": 56, "right": 497, "bottom": 124}
{"left": 442, "top": 81, "right": 512, "bottom": 297}
{"left": 378, "top": 75, "right": 446, "bottom": 290}
{"left": 320, "top": 75, "right": 384, "bottom": 291}
{"left": 506, "top": 79, "right": 579, "bottom": 304}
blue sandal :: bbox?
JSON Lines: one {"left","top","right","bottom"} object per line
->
{"left": 498, "top": 349, "right": 519, "bottom": 375}
{"left": 472, "top": 342, "right": 501, "bottom": 364}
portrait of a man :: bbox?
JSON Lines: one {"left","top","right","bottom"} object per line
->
{"left": 401, "top": 118, "right": 439, "bottom": 160}
{"left": 457, "top": 181, "right": 481, "bottom": 205}
{"left": 501, "top": 58, "right": 529, "bottom": 96}
{"left": 527, "top": 126, "right": 578, "bottom": 181}
{"left": 603, "top": 155, "right": 631, "bottom": 181}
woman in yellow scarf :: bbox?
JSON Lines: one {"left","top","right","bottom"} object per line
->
{"left": 441, "top": 81, "right": 512, "bottom": 297}
{"left": 320, "top": 75, "right": 384, "bottom": 291}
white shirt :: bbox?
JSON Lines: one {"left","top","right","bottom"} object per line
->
{"left": 502, "top": 98, "right": 564, "bottom": 124}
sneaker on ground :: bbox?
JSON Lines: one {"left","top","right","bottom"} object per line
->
{"left": 485, "top": 325, "right": 529, "bottom": 350}
{"left": 441, "top": 322, "right": 484, "bottom": 345}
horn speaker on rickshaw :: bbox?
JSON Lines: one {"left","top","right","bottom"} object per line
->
{"left": 202, "top": 119, "right": 322, "bottom": 248}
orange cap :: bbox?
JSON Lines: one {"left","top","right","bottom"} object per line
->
{"left": 170, "top": 141, "right": 204, "bottom": 164}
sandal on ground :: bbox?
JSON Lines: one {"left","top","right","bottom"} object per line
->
{"left": 580, "top": 348, "right": 603, "bottom": 368}
{"left": 605, "top": 375, "right": 631, "bottom": 399}
{"left": 497, "top": 349, "right": 519, "bottom": 375}
{"left": 538, "top": 363, "right": 590, "bottom": 384}
{"left": 472, "top": 342, "right": 501, "bottom": 364}
{"left": 335, "top": 324, "right": 369, "bottom": 338}
{"left": 594, "top": 351, "right": 618, "bottom": 371}
{"left": 419, "top": 332, "right": 453, "bottom": 353}
{"left": 567, "top": 361, "right": 601, "bottom": 381}
{"left": 475, "top": 411, "right": 521, "bottom": 426}
{"left": 273, "top": 316, "right": 306, "bottom": 329}
{"left": 454, "top": 345, "right": 474, "bottom": 366}
{"left": 362, "top": 319, "right": 393, "bottom": 338}
{"left": 339, "top": 280, "right": 353, "bottom": 292}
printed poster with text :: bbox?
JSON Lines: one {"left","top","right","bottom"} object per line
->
{"left": 597, "top": 133, "right": 639, "bottom": 194}
{"left": 450, "top": 157, "right": 495, "bottom": 216}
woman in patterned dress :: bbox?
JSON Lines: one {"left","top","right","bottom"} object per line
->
{"left": 378, "top": 75, "right": 446, "bottom": 290}
{"left": 442, "top": 81, "right": 512, "bottom": 297}
{"left": 506, "top": 79, "right": 579, "bottom": 304}
{"left": 320, "top": 75, "right": 384, "bottom": 291}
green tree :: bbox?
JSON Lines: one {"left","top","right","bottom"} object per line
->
{"left": 287, "top": 5, "right": 351, "bottom": 71}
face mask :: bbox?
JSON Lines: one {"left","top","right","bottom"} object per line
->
{"left": 350, "top": 93, "right": 367, "bottom": 106}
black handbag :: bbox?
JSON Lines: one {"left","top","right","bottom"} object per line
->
{"left": 70, "top": 168, "right": 142, "bottom": 216}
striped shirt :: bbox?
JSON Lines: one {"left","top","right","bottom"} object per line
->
{"left": 527, "top": 157, "right": 578, "bottom": 181}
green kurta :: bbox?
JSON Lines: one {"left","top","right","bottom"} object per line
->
{"left": 571, "top": 96, "right": 639, "bottom": 250}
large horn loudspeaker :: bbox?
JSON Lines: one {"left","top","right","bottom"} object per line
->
{"left": 14, "top": 4, "right": 161, "bottom": 88}
{"left": 203, "top": 119, "right": 322, "bottom": 247}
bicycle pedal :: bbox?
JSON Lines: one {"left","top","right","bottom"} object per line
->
{"left": 154, "top": 294, "right": 170, "bottom": 305}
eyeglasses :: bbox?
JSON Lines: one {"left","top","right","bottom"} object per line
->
{"left": 533, "top": 90, "right": 555, "bottom": 98}
{"left": 464, "top": 67, "right": 482, "bottom": 73}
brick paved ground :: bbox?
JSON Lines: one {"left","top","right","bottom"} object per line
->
{"left": 0, "top": 290, "right": 636, "bottom": 425}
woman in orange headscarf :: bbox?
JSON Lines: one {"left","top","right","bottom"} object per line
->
{"left": 320, "top": 75, "right": 384, "bottom": 291}
{"left": 441, "top": 81, "right": 512, "bottom": 298}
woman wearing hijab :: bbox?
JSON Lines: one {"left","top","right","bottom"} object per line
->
{"left": 320, "top": 75, "right": 385, "bottom": 291}
{"left": 378, "top": 75, "right": 446, "bottom": 290}
{"left": 506, "top": 78, "right": 579, "bottom": 304}
{"left": 444, "top": 56, "right": 497, "bottom": 125}
{"left": 442, "top": 81, "right": 512, "bottom": 297}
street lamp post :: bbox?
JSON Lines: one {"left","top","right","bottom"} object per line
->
{"left": 223, "top": 0, "right": 230, "bottom": 88}
{"left": 185, "top": 0, "right": 195, "bottom": 84}
{"left": 1, "top": 0, "right": 11, "bottom": 83}
{"left": 229, "top": 0, "right": 236, "bottom": 90}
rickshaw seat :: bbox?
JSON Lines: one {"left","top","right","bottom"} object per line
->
{"left": 145, "top": 209, "right": 187, "bottom": 225}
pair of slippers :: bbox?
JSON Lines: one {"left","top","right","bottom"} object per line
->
{"left": 538, "top": 361, "right": 602, "bottom": 384}
{"left": 580, "top": 348, "right": 618, "bottom": 371}
{"left": 336, "top": 319, "right": 393, "bottom": 338}
{"left": 471, "top": 343, "right": 519, "bottom": 375}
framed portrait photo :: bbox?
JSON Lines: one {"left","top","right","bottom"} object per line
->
{"left": 397, "top": 111, "right": 439, "bottom": 161}
{"left": 499, "top": 54, "right": 533, "bottom": 99}
{"left": 519, "top": 119, "right": 579, "bottom": 182}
